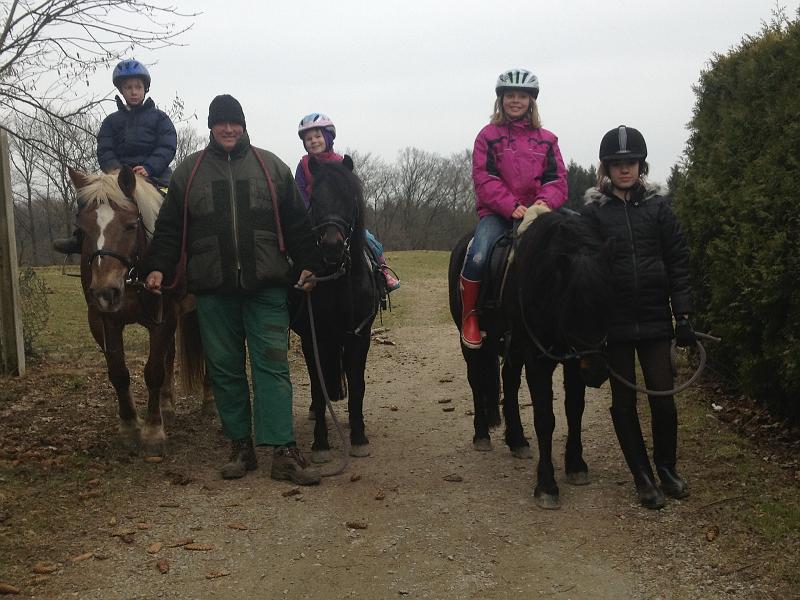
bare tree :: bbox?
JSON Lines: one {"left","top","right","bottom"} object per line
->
{"left": 0, "top": 0, "right": 195, "bottom": 155}
{"left": 174, "top": 123, "right": 206, "bottom": 165}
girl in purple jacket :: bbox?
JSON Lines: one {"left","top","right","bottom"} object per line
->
{"left": 295, "top": 113, "right": 399, "bottom": 291}
{"left": 459, "top": 68, "right": 568, "bottom": 348}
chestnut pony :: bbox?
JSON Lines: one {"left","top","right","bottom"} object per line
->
{"left": 70, "top": 166, "right": 209, "bottom": 457}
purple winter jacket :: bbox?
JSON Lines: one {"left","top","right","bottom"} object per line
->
{"left": 472, "top": 120, "right": 568, "bottom": 219}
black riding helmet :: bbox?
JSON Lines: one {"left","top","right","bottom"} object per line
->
{"left": 599, "top": 125, "right": 647, "bottom": 162}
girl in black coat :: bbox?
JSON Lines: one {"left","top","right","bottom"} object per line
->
{"left": 582, "top": 126, "right": 696, "bottom": 509}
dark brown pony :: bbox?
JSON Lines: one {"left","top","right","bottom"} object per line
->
{"left": 70, "top": 166, "right": 210, "bottom": 457}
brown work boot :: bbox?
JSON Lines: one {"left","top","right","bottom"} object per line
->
{"left": 220, "top": 438, "right": 257, "bottom": 479}
{"left": 271, "top": 445, "right": 321, "bottom": 486}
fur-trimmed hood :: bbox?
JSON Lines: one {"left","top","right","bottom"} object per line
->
{"left": 583, "top": 183, "right": 666, "bottom": 206}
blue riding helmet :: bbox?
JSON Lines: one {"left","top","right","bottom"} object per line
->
{"left": 112, "top": 60, "right": 151, "bottom": 92}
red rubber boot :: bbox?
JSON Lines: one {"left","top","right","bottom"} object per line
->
{"left": 460, "top": 276, "right": 483, "bottom": 349}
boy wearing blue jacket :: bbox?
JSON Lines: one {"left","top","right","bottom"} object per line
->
{"left": 54, "top": 59, "right": 177, "bottom": 254}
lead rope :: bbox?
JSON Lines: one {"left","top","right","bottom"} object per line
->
{"left": 607, "top": 331, "right": 721, "bottom": 396}
{"left": 304, "top": 290, "right": 350, "bottom": 477}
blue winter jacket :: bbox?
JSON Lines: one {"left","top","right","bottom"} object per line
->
{"left": 97, "top": 96, "right": 177, "bottom": 184}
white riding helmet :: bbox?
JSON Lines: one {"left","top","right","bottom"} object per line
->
{"left": 298, "top": 113, "right": 336, "bottom": 139}
{"left": 495, "top": 68, "right": 540, "bottom": 99}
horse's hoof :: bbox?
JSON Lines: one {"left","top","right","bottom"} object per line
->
{"left": 511, "top": 446, "right": 533, "bottom": 459}
{"left": 349, "top": 444, "right": 370, "bottom": 458}
{"left": 534, "top": 491, "right": 561, "bottom": 510}
{"left": 311, "top": 450, "right": 332, "bottom": 464}
{"left": 566, "top": 471, "right": 590, "bottom": 486}
{"left": 472, "top": 439, "right": 492, "bottom": 452}
{"left": 142, "top": 438, "right": 166, "bottom": 459}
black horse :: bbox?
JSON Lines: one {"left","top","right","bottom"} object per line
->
{"left": 291, "top": 157, "right": 381, "bottom": 463}
{"left": 448, "top": 209, "right": 612, "bottom": 509}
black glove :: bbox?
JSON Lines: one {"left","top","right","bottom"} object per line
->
{"left": 674, "top": 316, "right": 697, "bottom": 348}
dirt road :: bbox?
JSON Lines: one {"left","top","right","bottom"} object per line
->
{"left": 1, "top": 265, "right": 792, "bottom": 599}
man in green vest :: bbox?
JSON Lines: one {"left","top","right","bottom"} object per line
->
{"left": 144, "top": 94, "right": 322, "bottom": 484}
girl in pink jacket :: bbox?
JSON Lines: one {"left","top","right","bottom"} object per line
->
{"left": 459, "top": 68, "right": 568, "bottom": 348}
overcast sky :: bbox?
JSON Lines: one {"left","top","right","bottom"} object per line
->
{"left": 102, "top": 0, "right": 797, "bottom": 183}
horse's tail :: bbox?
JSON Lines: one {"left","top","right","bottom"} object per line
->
{"left": 176, "top": 298, "right": 205, "bottom": 396}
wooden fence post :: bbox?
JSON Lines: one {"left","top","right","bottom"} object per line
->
{"left": 0, "top": 129, "right": 25, "bottom": 376}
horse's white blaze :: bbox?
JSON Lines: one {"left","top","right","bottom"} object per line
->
{"left": 95, "top": 203, "right": 115, "bottom": 252}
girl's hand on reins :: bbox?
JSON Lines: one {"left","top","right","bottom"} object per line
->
{"left": 295, "top": 269, "right": 316, "bottom": 292}
{"left": 145, "top": 271, "right": 163, "bottom": 295}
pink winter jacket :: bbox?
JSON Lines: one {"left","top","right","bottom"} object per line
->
{"left": 472, "top": 120, "right": 568, "bottom": 219}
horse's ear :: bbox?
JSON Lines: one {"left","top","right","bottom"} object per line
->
{"left": 68, "top": 167, "right": 91, "bottom": 189}
{"left": 308, "top": 156, "right": 321, "bottom": 175}
{"left": 118, "top": 165, "right": 137, "bottom": 198}
{"left": 342, "top": 155, "right": 354, "bottom": 171}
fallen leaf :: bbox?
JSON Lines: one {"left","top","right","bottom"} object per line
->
{"left": 0, "top": 582, "right": 21, "bottom": 594}
{"left": 136, "top": 523, "right": 151, "bottom": 530}
{"left": 167, "top": 538, "right": 193, "bottom": 548}
{"left": 158, "top": 502, "right": 180, "bottom": 508}
{"left": 439, "top": 376, "right": 454, "bottom": 383}
{"left": 147, "top": 542, "right": 163, "bottom": 555}
{"left": 156, "top": 559, "right": 170, "bottom": 574}
{"left": 223, "top": 502, "right": 241, "bottom": 508}
{"left": 443, "top": 474, "right": 463, "bottom": 482}
{"left": 205, "top": 570, "right": 231, "bottom": 580}
{"left": 78, "top": 490, "right": 101, "bottom": 500}
{"left": 31, "top": 563, "right": 58, "bottom": 575}
{"left": 184, "top": 543, "right": 213, "bottom": 551}
{"left": 282, "top": 487, "right": 302, "bottom": 497}
{"left": 345, "top": 521, "right": 368, "bottom": 530}
{"left": 86, "top": 479, "right": 101, "bottom": 488}
{"left": 70, "top": 552, "right": 94, "bottom": 563}
{"left": 442, "top": 406, "right": 455, "bottom": 413}
{"left": 143, "top": 456, "right": 163, "bottom": 464}
{"left": 120, "top": 534, "right": 135, "bottom": 544}
{"left": 375, "top": 489, "right": 385, "bottom": 500}
{"left": 706, "top": 525, "right": 720, "bottom": 542}
{"left": 437, "top": 398, "right": 452, "bottom": 404}
{"left": 227, "top": 523, "right": 248, "bottom": 531}
{"left": 349, "top": 474, "right": 362, "bottom": 482}
{"left": 110, "top": 528, "right": 136, "bottom": 538}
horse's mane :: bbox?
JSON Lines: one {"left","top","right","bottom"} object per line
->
{"left": 76, "top": 170, "right": 163, "bottom": 215}
{"left": 515, "top": 211, "right": 611, "bottom": 342}
{"left": 310, "top": 160, "right": 367, "bottom": 256}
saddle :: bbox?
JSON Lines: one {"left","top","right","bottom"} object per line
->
{"left": 464, "top": 231, "right": 515, "bottom": 344}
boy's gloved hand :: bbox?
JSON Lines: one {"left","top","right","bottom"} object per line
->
{"left": 674, "top": 316, "right": 697, "bottom": 347}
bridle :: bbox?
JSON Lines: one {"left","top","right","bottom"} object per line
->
{"left": 83, "top": 201, "right": 149, "bottom": 287}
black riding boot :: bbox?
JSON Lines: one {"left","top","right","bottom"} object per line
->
{"left": 220, "top": 438, "right": 257, "bottom": 479}
{"left": 53, "top": 228, "right": 83, "bottom": 255}
{"left": 651, "top": 400, "right": 689, "bottom": 499}
{"left": 610, "top": 405, "right": 665, "bottom": 510}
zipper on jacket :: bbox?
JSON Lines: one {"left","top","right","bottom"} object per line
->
{"left": 622, "top": 200, "right": 641, "bottom": 338}
{"left": 227, "top": 154, "right": 242, "bottom": 285}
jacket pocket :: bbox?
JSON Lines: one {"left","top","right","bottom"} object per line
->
{"left": 189, "top": 182, "right": 215, "bottom": 217}
{"left": 187, "top": 235, "right": 223, "bottom": 290}
{"left": 253, "top": 229, "right": 290, "bottom": 283}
